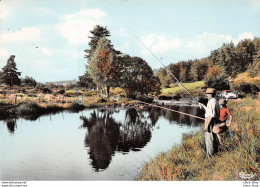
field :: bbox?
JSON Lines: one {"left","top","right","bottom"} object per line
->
{"left": 161, "top": 81, "right": 206, "bottom": 97}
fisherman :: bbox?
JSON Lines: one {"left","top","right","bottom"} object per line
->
{"left": 213, "top": 99, "right": 232, "bottom": 145}
{"left": 199, "top": 88, "right": 220, "bottom": 157}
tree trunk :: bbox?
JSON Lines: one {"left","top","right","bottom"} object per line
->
{"left": 105, "top": 85, "right": 110, "bottom": 97}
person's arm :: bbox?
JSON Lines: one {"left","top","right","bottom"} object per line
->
{"left": 227, "top": 115, "right": 232, "bottom": 127}
{"left": 204, "top": 116, "right": 212, "bottom": 131}
{"left": 199, "top": 103, "right": 207, "bottom": 111}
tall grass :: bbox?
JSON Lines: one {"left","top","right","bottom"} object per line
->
{"left": 138, "top": 98, "right": 260, "bottom": 181}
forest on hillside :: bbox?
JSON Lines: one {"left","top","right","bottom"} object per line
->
{"left": 156, "top": 38, "right": 260, "bottom": 95}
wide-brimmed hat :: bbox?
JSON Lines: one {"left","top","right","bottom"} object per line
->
{"left": 219, "top": 99, "right": 227, "bottom": 105}
{"left": 205, "top": 88, "right": 216, "bottom": 94}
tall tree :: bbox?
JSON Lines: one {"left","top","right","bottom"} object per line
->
{"left": 235, "top": 39, "right": 256, "bottom": 76}
{"left": 155, "top": 68, "right": 171, "bottom": 88}
{"left": 1, "top": 55, "right": 21, "bottom": 88}
{"left": 248, "top": 49, "right": 260, "bottom": 77}
{"left": 118, "top": 55, "right": 160, "bottom": 98}
{"left": 190, "top": 58, "right": 210, "bottom": 81}
{"left": 84, "top": 25, "right": 111, "bottom": 62}
{"left": 204, "top": 65, "right": 230, "bottom": 90}
{"left": 88, "top": 37, "right": 118, "bottom": 96}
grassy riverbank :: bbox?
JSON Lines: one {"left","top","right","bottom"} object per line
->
{"left": 138, "top": 97, "right": 260, "bottom": 180}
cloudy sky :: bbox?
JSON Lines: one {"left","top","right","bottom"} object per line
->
{"left": 0, "top": 0, "right": 260, "bottom": 82}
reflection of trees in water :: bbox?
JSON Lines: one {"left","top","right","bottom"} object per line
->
{"left": 5, "top": 119, "right": 17, "bottom": 134}
{"left": 80, "top": 106, "right": 202, "bottom": 171}
{"left": 81, "top": 111, "right": 120, "bottom": 171}
{"left": 80, "top": 108, "right": 156, "bottom": 171}
{"left": 117, "top": 108, "right": 156, "bottom": 152}
{"left": 160, "top": 105, "right": 204, "bottom": 126}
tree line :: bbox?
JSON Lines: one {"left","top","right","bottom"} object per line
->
{"left": 156, "top": 38, "right": 260, "bottom": 92}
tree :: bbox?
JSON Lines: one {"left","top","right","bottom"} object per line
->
{"left": 179, "top": 61, "right": 192, "bottom": 82}
{"left": 0, "top": 71, "right": 3, "bottom": 84}
{"left": 88, "top": 37, "right": 118, "bottom": 96}
{"left": 155, "top": 68, "right": 171, "bottom": 88}
{"left": 78, "top": 67, "right": 95, "bottom": 89}
{"left": 248, "top": 49, "right": 260, "bottom": 77}
{"left": 190, "top": 58, "right": 210, "bottom": 81}
{"left": 84, "top": 25, "right": 111, "bottom": 62}
{"left": 235, "top": 39, "right": 256, "bottom": 76}
{"left": 1, "top": 55, "right": 21, "bottom": 88}
{"left": 118, "top": 55, "right": 161, "bottom": 98}
{"left": 204, "top": 65, "right": 230, "bottom": 90}
{"left": 168, "top": 63, "right": 180, "bottom": 82}
{"left": 22, "top": 76, "right": 37, "bottom": 87}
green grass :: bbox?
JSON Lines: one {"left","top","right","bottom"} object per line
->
{"left": 161, "top": 81, "right": 206, "bottom": 96}
{"left": 138, "top": 98, "right": 260, "bottom": 181}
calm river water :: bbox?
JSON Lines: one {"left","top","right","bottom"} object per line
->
{"left": 0, "top": 105, "right": 204, "bottom": 180}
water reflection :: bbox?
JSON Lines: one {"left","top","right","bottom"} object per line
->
{"left": 160, "top": 105, "right": 204, "bottom": 126}
{"left": 80, "top": 108, "right": 157, "bottom": 171}
{"left": 5, "top": 119, "right": 17, "bottom": 134}
{"left": 117, "top": 108, "right": 154, "bottom": 153}
{"left": 79, "top": 106, "right": 204, "bottom": 171}
{"left": 81, "top": 111, "right": 120, "bottom": 171}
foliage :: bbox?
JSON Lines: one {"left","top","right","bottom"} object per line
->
{"left": 156, "top": 38, "right": 260, "bottom": 92}
{"left": 231, "top": 72, "right": 260, "bottom": 95}
{"left": 0, "top": 71, "right": 3, "bottom": 84}
{"left": 118, "top": 55, "right": 161, "bottom": 98}
{"left": 78, "top": 67, "right": 95, "bottom": 89}
{"left": 1, "top": 55, "right": 21, "bottom": 88}
{"left": 88, "top": 37, "right": 118, "bottom": 96}
{"left": 248, "top": 49, "right": 260, "bottom": 77}
{"left": 190, "top": 58, "right": 211, "bottom": 81}
{"left": 204, "top": 65, "right": 230, "bottom": 90}
{"left": 156, "top": 68, "right": 171, "bottom": 88}
{"left": 22, "top": 76, "right": 37, "bottom": 87}
{"left": 84, "top": 25, "right": 111, "bottom": 62}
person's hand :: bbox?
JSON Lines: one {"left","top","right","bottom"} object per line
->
{"left": 199, "top": 102, "right": 206, "bottom": 110}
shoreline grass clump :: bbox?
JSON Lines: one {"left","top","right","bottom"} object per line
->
{"left": 138, "top": 97, "right": 260, "bottom": 181}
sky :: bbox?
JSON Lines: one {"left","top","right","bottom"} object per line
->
{"left": 0, "top": 0, "right": 260, "bottom": 83}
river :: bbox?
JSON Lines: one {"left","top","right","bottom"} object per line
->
{"left": 0, "top": 105, "right": 204, "bottom": 180}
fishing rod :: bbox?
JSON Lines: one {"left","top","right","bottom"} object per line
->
{"left": 135, "top": 100, "right": 205, "bottom": 121}
{"left": 122, "top": 21, "right": 200, "bottom": 105}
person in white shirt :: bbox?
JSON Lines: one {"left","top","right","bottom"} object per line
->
{"left": 199, "top": 88, "right": 220, "bottom": 157}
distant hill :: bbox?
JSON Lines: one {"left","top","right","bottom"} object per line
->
{"left": 46, "top": 79, "right": 78, "bottom": 85}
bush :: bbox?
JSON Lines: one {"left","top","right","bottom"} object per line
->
{"left": 231, "top": 72, "right": 260, "bottom": 96}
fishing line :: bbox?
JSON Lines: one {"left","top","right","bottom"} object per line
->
{"left": 121, "top": 20, "right": 200, "bottom": 105}
{"left": 134, "top": 100, "right": 205, "bottom": 121}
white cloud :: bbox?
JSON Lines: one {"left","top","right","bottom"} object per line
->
{"left": 1, "top": 27, "right": 42, "bottom": 43}
{"left": 140, "top": 34, "right": 181, "bottom": 54}
{"left": 64, "top": 9, "right": 106, "bottom": 20}
{"left": 40, "top": 47, "right": 52, "bottom": 56}
{"left": 186, "top": 32, "right": 233, "bottom": 54}
{"left": 0, "top": 4, "right": 10, "bottom": 19}
{"left": 246, "top": 0, "right": 260, "bottom": 10}
{"left": 0, "top": 48, "right": 9, "bottom": 67}
{"left": 0, "top": 48, "right": 9, "bottom": 58}
{"left": 58, "top": 9, "right": 107, "bottom": 44}
{"left": 234, "top": 32, "right": 255, "bottom": 45}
